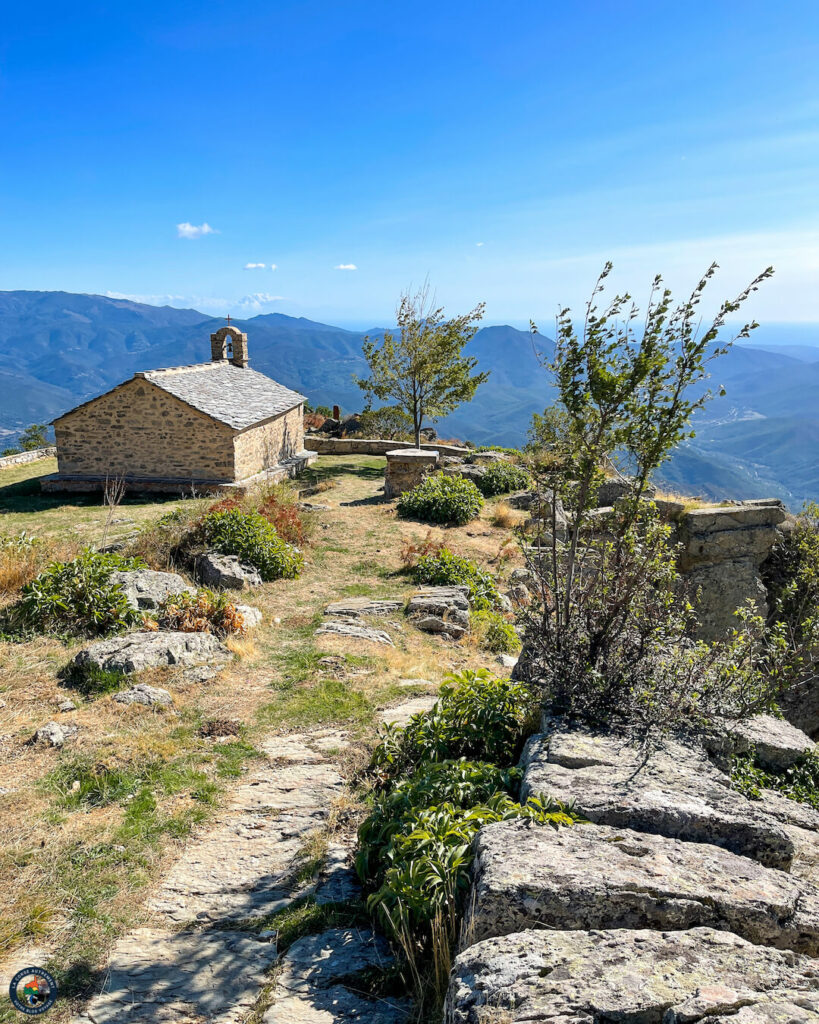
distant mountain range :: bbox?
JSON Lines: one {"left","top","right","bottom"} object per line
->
{"left": 1, "top": 290, "right": 817, "bottom": 509}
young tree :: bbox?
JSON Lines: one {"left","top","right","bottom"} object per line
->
{"left": 518, "top": 262, "right": 782, "bottom": 736}
{"left": 356, "top": 285, "right": 488, "bottom": 447}
{"left": 19, "top": 424, "right": 50, "bottom": 450}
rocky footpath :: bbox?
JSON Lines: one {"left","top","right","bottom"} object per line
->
{"left": 446, "top": 715, "right": 819, "bottom": 1022}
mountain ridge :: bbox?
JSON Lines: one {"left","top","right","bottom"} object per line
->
{"left": 1, "top": 290, "right": 818, "bottom": 506}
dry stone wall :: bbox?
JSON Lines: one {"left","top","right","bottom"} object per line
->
{"left": 304, "top": 435, "right": 469, "bottom": 458}
{"left": 0, "top": 446, "right": 56, "bottom": 469}
{"left": 447, "top": 716, "right": 819, "bottom": 1022}
{"left": 54, "top": 379, "right": 236, "bottom": 481}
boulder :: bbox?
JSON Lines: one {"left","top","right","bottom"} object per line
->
{"left": 445, "top": 927, "right": 819, "bottom": 1024}
{"left": 707, "top": 713, "right": 816, "bottom": 771}
{"left": 72, "top": 631, "right": 230, "bottom": 675}
{"left": 113, "top": 683, "right": 173, "bottom": 707}
{"left": 495, "top": 593, "right": 514, "bottom": 614}
{"left": 33, "top": 721, "right": 77, "bottom": 747}
{"left": 235, "top": 604, "right": 262, "bottom": 629}
{"left": 496, "top": 653, "right": 518, "bottom": 669}
{"left": 58, "top": 700, "right": 77, "bottom": 712}
{"left": 594, "top": 476, "right": 656, "bottom": 507}
{"left": 323, "top": 597, "right": 404, "bottom": 618}
{"left": 315, "top": 620, "right": 394, "bottom": 645}
{"left": 379, "top": 696, "right": 437, "bottom": 727}
{"left": 407, "top": 586, "right": 471, "bottom": 639}
{"left": 504, "top": 584, "right": 530, "bottom": 608}
{"left": 781, "top": 671, "right": 819, "bottom": 737}
{"left": 109, "top": 569, "right": 195, "bottom": 610}
{"left": 520, "top": 723, "right": 799, "bottom": 870}
{"left": 465, "top": 818, "right": 819, "bottom": 953}
{"left": 441, "top": 463, "right": 486, "bottom": 484}
{"left": 195, "top": 552, "right": 262, "bottom": 590}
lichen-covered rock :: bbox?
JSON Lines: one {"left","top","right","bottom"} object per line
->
{"left": 520, "top": 724, "right": 798, "bottom": 870}
{"left": 113, "top": 683, "right": 173, "bottom": 707}
{"left": 324, "top": 597, "right": 404, "bottom": 618}
{"left": 595, "top": 476, "right": 656, "bottom": 506}
{"left": 235, "top": 604, "right": 262, "bottom": 628}
{"left": 264, "top": 928, "right": 411, "bottom": 1023}
{"left": 315, "top": 620, "right": 394, "bottom": 645}
{"left": 72, "top": 631, "right": 230, "bottom": 675}
{"left": 707, "top": 713, "right": 816, "bottom": 771}
{"left": 688, "top": 557, "right": 769, "bottom": 639}
{"left": 379, "top": 696, "right": 437, "bottom": 727}
{"left": 407, "top": 585, "right": 471, "bottom": 639}
{"left": 33, "top": 721, "right": 77, "bottom": 747}
{"left": 445, "top": 927, "right": 819, "bottom": 1024}
{"left": 110, "top": 569, "right": 195, "bottom": 610}
{"left": 195, "top": 551, "right": 262, "bottom": 590}
{"left": 465, "top": 818, "right": 819, "bottom": 954}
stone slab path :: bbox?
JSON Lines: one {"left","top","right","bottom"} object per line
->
{"left": 71, "top": 703, "right": 426, "bottom": 1024}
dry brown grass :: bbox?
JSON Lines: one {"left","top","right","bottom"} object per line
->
{"left": 491, "top": 501, "right": 520, "bottom": 529}
{"left": 0, "top": 454, "right": 520, "bottom": 993}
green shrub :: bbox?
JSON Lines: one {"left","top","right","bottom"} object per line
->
{"left": 202, "top": 508, "right": 302, "bottom": 580}
{"left": 356, "top": 671, "right": 575, "bottom": 1007}
{"left": 732, "top": 749, "right": 819, "bottom": 810}
{"left": 413, "top": 549, "right": 499, "bottom": 610}
{"left": 361, "top": 791, "right": 574, "bottom": 949}
{"left": 471, "top": 609, "right": 521, "bottom": 653}
{"left": 11, "top": 550, "right": 144, "bottom": 636}
{"left": 475, "top": 462, "right": 531, "bottom": 497}
{"left": 469, "top": 445, "right": 524, "bottom": 459}
{"left": 368, "top": 669, "right": 539, "bottom": 785}
{"left": 396, "top": 472, "right": 483, "bottom": 526}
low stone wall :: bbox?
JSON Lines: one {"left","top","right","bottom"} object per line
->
{"left": 447, "top": 714, "right": 819, "bottom": 1021}
{"left": 304, "top": 436, "right": 469, "bottom": 458}
{"left": 0, "top": 446, "right": 56, "bottom": 469}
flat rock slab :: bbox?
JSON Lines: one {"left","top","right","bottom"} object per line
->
{"left": 521, "top": 724, "right": 801, "bottom": 870}
{"left": 324, "top": 597, "right": 404, "bottom": 618}
{"left": 466, "top": 818, "right": 819, "bottom": 954}
{"left": 73, "top": 631, "right": 230, "bottom": 675}
{"left": 445, "top": 927, "right": 819, "bottom": 1024}
{"left": 73, "top": 928, "right": 277, "bottom": 1024}
{"left": 316, "top": 620, "right": 394, "bottom": 645}
{"left": 265, "top": 928, "right": 411, "bottom": 1024}
{"left": 148, "top": 755, "right": 345, "bottom": 923}
{"left": 110, "top": 569, "right": 194, "bottom": 610}
{"left": 379, "top": 697, "right": 437, "bottom": 728}
{"left": 236, "top": 603, "right": 262, "bottom": 628}
{"left": 406, "top": 585, "right": 470, "bottom": 616}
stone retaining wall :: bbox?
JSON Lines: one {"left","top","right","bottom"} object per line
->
{"left": 447, "top": 715, "right": 819, "bottom": 1021}
{"left": 0, "top": 446, "right": 56, "bottom": 469}
{"left": 304, "top": 435, "right": 469, "bottom": 458}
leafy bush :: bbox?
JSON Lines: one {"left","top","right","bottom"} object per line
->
{"left": 471, "top": 609, "right": 520, "bottom": 653}
{"left": 732, "top": 749, "right": 819, "bottom": 810}
{"left": 361, "top": 791, "right": 574, "bottom": 955}
{"left": 368, "top": 669, "right": 539, "bottom": 786}
{"left": 153, "top": 589, "right": 246, "bottom": 638}
{"left": 472, "top": 445, "right": 524, "bottom": 458}
{"left": 356, "top": 669, "right": 574, "bottom": 1010}
{"left": 10, "top": 550, "right": 144, "bottom": 636}
{"left": 397, "top": 472, "right": 483, "bottom": 526}
{"left": 475, "top": 462, "right": 531, "bottom": 497}
{"left": 413, "top": 549, "right": 499, "bottom": 609}
{"left": 202, "top": 508, "right": 302, "bottom": 580}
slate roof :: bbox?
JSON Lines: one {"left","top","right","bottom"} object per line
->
{"left": 137, "top": 362, "right": 306, "bottom": 431}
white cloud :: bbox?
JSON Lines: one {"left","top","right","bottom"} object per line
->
{"left": 244, "top": 262, "right": 266, "bottom": 269}
{"left": 234, "top": 293, "right": 285, "bottom": 313}
{"left": 106, "top": 291, "right": 187, "bottom": 305}
{"left": 334, "top": 263, "right": 358, "bottom": 270}
{"left": 475, "top": 242, "right": 485, "bottom": 247}
{"left": 177, "top": 222, "right": 217, "bottom": 239}
{"left": 269, "top": 263, "right": 278, "bottom": 271}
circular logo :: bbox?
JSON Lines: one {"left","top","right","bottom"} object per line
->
{"left": 8, "top": 968, "right": 58, "bottom": 1015}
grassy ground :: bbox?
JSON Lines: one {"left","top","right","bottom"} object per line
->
{"left": 0, "top": 455, "right": 525, "bottom": 1017}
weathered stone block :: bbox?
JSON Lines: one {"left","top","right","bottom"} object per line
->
{"left": 445, "top": 927, "right": 819, "bottom": 1024}
{"left": 465, "top": 818, "right": 819, "bottom": 953}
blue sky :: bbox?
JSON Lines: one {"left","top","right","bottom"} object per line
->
{"left": 1, "top": 1, "right": 818, "bottom": 327}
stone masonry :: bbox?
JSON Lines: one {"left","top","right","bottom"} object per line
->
{"left": 384, "top": 448, "right": 439, "bottom": 498}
